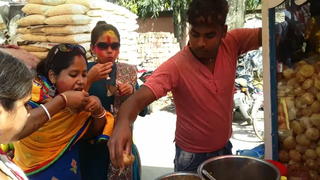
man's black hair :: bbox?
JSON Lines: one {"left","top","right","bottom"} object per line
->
{"left": 187, "top": 0, "right": 229, "bottom": 26}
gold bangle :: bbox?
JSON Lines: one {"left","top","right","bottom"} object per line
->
{"left": 59, "top": 93, "right": 68, "bottom": 108}
{"left": 92, "top": 109, "right": 106, "bottom": 118}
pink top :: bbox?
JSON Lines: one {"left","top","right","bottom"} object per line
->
{"left": 144, "top": 28, "right": 260, "bottom": 153}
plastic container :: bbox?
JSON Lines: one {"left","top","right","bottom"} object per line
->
{"left": 266, "top": 160, "right": 287, "bottom": 176}
{"left": 236, "top": 144, "right": 265, "bottom": 158}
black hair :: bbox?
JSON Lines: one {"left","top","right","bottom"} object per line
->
{"left": 91, "top": 21, "right": 121, "bottom": 45}
{"left": 0, "top": 51, "right": 33, "bottom": 111}
{"left": 36, "top": 44, "right": 88, "bottom": 83}
{"left": 187, "top": 0, "right": 229, "bottom": 26}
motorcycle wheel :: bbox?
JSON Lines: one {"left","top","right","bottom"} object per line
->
{"left": 251, "top": 100, "right": 264, "bottom": 141}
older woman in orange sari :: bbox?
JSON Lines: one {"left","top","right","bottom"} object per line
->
{"left": 13, "top": 44, "right": 114, "bottom": 180}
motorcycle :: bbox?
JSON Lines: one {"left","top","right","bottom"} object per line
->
{"left": 233, "top": 49, "right": 264, "bottom": 141}
{"left": 233, "top": 76, "right": 255, "bottom": 124}
{"left": 137, "top": 56, "right": 154, "bottom": 86}
{"left": 233, "top": 75, "right": 264, "bottom": 134}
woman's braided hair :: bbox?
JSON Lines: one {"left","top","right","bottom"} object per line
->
{"left": 187, "top": 0, "right": 229, "bottom": 27}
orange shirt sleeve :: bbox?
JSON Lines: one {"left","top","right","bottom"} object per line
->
{"left": 143, "top": 59, "right": 180, "bottom": 100}
{"left": 226, "top": 28, "right": 261, "bottom": 56}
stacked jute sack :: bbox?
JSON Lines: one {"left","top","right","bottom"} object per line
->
{"left": 15, "top": 0, "right": 139, "bottom": 63}
{"left": 137, "top": 32, "right": 180, "bottom": 69}
{"left": 84, "top": 2, "right": 140, "bottom": 64}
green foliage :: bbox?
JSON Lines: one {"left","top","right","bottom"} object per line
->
{"left": 116, "top": 0, "right": 171, "bottom": 20}
{"left": 116, "top": 0, "right": 191, "bottom": 45}
{"left": 116, "top": 0, "right": 261, "bottom": 46}
{"left": 246, "top": 0, "right": 261, "bottom": 11}
{"left": 117, "top": 0, "right": 138, "bottom": 14}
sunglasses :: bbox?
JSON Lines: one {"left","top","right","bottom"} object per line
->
{"left": 106, "top": 85, "right": 119, "bottom": 97}
{"left": 96, "top": 42, "right": 120, "bottom": 50}
{"left": 49, "top": 44, "right": 86, "bottom": 64}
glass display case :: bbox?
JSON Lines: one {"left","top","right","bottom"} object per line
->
{"left": 262, "top": 0, "right": 320, "bottom": 178}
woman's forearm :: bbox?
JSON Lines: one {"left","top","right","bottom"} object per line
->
{"left": 84, "top": 75, "right": 93, "bottom": 92}
{"left": 18, "top": 96, "right": 65, "bottom": 140}
{"left": 85, "top": 107, "right": 107, "bottom": 136}
{"left": 85, "top": 117, "right": 106, "bottom": 137}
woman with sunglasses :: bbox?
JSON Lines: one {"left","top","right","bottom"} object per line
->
{"left": 79, "top": 21, "right": 147, "bottom": 180}
{"left": 13, "top": 44, "right": 114, "bottom": 180}
{"left": 0, "top": 51, "right": 32, "bottom": 180}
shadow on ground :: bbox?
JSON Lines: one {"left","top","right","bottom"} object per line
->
{"left": 142, "top": 166, "right": 174, "bottom": 180}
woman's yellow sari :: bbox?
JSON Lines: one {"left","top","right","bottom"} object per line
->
{"left": 13, "top": 74, "right": 114, "bottom": 180}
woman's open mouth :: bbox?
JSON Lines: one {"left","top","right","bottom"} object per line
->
{"left": 74, "top": 88, "right": 83, "bottom": 91}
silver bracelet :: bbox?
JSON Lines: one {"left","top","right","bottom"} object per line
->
{"left": 40, "top": 104, "right": 51, "bottom": 120}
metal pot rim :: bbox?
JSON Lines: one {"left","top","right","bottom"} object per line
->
{"left": 197, "top": 155, "right": 281, "bottom": 180}
{"left": 154, "top": 172, "right": 200, "bottom": 180}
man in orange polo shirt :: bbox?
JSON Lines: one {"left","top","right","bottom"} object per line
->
{"left": 108, "top": 0, "right": 262, "bottom": 172}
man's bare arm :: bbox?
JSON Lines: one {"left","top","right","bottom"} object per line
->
{"left": 116, "top": 86, "right": 156, "bottom": 125}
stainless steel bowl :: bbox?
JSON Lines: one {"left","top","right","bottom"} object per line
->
{"left": 197, "top": 155, "right": 281, "bottom": 180}
{"left": 154, "top": 172, "right": 201, "bottom": 180}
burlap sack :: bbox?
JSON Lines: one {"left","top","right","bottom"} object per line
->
{"left": 21, "top": 34, "right": 47, "bottom": 42}
{"left": 45, "top": 4, "right": 89, "bottom": 17}
{"left": 79, "top": 42, "right": 90, "bottom": 51}
{"left": 22, "top": 4, "right": 52, "bottom": 15}
{"left": 66, "top": 0, "right": 102, "bottom": 9}
{"left": 86, "top": 10, "right": 112, "bottom": 17}
{"left": 17, "top": 27, "right": 43, "bottom": 34}
{"left": 20, "top": 45, "right": 49, "bottom": 52}
{"left": 26, "top": 0, "right": 66, "bottom": 6}
{"left": 41, "top": 25, "right": 92, "bottom": 34}
{"left": 17, "top": 15, "right": 46, "bottom": 26}
{"left": 44, "top": 15, "right": 92, "bottom": 25}
{"left": 47, "top": 33, "right": 90, "bottom": 43}
{"left": 17, "top": 28, "right": 31, "bottom": 34}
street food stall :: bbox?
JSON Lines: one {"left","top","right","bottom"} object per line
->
{"left": 262, "top": 0, "right": 320, "bottom": 178}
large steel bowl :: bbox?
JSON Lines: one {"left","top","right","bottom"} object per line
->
{"left": 197, "top": 155, "right": 281, "bottom": 180}
{"left": 154, "top": 172, "right": 201, "bottom": 180}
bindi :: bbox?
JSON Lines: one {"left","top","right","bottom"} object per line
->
{"left": 103, "top": 30, "right": 116, "bottom": 44}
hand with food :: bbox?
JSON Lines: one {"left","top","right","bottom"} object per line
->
{"left": 88, "top": 62, "right": 113, "bottom": 83}
{"left": 84, "top": 96, "right": 104, "bottom": 115}
{"left": 118, "top": 83, "right": 134, "bottom": 96}
{"left": 62, "top": 90, "right": 89, "bottom": 110}
{"left": 108, "top": 120, "right": 133, "bottom": 171}
{"left": 123, "top": 152, "right": 135, "bottom": 166}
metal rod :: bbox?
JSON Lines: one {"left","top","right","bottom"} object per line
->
{"left": 201, "top": 169, "right": 217, "bottom": 180}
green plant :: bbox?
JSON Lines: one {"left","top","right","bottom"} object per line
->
{"left": 116, "top": 0, "right": 191, "bottom": 46}
{"left": 246, "top": 0, "right": 261, "bottom": 11}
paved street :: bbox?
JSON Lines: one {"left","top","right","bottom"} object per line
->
{"left": 133, "top": 109, "right": 263, "bottom": 180}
